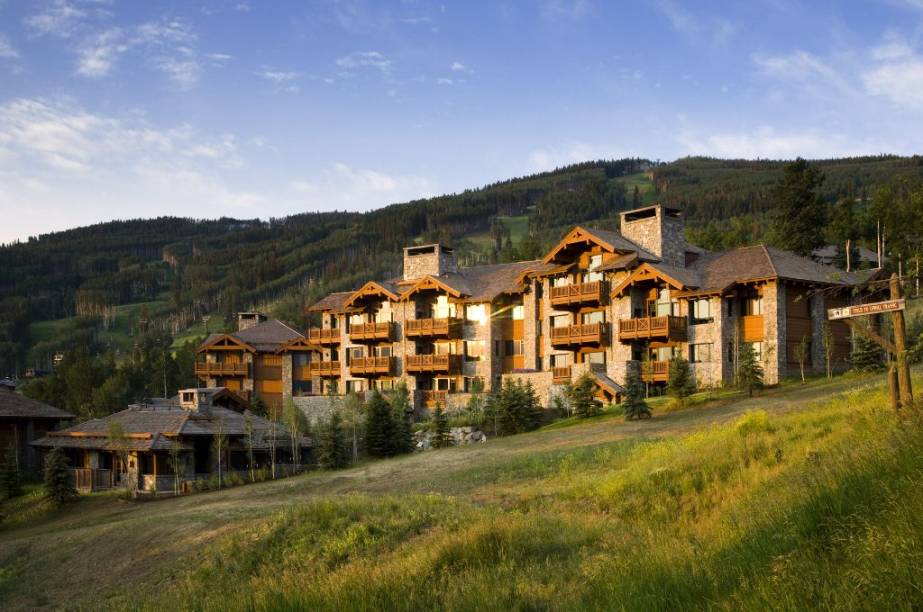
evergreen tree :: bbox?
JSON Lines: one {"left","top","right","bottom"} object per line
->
{"left": 737, "top": 343, "right": 764, "bottom": 397}
{"left": 316, "top": 412, "right": 348, "bottom": 469}
{"left": 623, "top": 367, "right": 651, "bottom": 421}
{"left": 494, "top": 379, "right": 543, "bottom": 435}
{"left": 569, "top": 372, "right": 601, "bottom": 418}
{"left": 850, "top": 333, "right": 885, "bottom": 372}
{"left": 431, "top": 405, "right": 451, "bottom": 449}
{"left": 363, "top": 390, "right": 396, "bottom": 458}
{"left": 770, "top": 158, "right": 827, "bottom": 256}
{"left": 667, "top": 355, "right": 696, "bottom": 403}
{"left": 0, "top": 444, "right": 21, "bottom": 499}
{"left": 44, "top": 447, "right": 76, "bottom": 504}
{"left": 389, "top": 382, "right": 414, "bottom": 455}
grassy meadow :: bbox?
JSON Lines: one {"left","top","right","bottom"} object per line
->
{"left": 2, "top": 372, "right": 922, "bottom": 610}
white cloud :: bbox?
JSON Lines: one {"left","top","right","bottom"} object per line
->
{"left": 655, "top": 1, "right": 737, "bottom": 44}
{"left": 336, "top": 50, "right": 391, "bottom": 73}
{"left": 76, "top": 27, "right": 126, "bottom": 77}
{"left": 234, "top": 2, "right": 250, "bottom": 12}
{"left": 0, "top": 35, "right": 19, "bottom": 59}
{"left": 0, "top": 97, "right": 261, "bottom": 242}
{"left": 206, "top": 53, "right": 233, "bottom": 62}
{"left": 674, "top": 125, "right": 875, "bottom": 159}
{"left": 861, "top": 35, "right": 923, "bottom": 110}
{"left": 260, "top": 70, "right": 297, "bottom": 83}
{"left": 437, "top": 77, "right": 455, "bottom": 85}
{"left": 450, "top": 61, "right": 471, "bottom": 72}
{"left": 289, "top": 162, "right": 434, "bottom": 211}
{"left": 25, "top": 0, "right": 87, "bottom": 38}
{"left": 753, "top": 50, "right": 851, "bottom": 94}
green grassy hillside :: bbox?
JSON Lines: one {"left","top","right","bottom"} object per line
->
{"left": 1, "top": 372, "right": 921, "bottom": 610}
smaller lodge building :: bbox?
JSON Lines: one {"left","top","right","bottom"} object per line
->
{"left": 31, "top": 387, "right": 311, "bottom": 493}
{"left": 0, "top": 383, "right": 73, "bottom": 477}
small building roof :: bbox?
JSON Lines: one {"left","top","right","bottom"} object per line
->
{"left": 306, "top": 291, "right": 355, "bottom": 313}
{"left": 0, "top": 388, "right": 73, "bottom": 420}
{"left": 199, "top": 319, "right": 305, "bottom": 353}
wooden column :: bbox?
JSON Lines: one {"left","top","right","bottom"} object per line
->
{"left": 890, "top": 273, "right": 913, "bottom": 408}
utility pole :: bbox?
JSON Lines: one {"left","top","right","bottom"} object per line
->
{"left": 890, "top": 273, "right": 913, "bottom": 408}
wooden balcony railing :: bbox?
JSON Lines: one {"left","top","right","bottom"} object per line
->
{"left": 307, "top": 361, "right": 341, "bottom": 377}
{"left": 421, "top": 390, "right": 449, "bottom": 407}
{"left": 549, "top": 281, "right": 608, "bottom": 307}
{"left": 195, "top": 362, "right": 248, "bottom": 377}
{"left": 72, "top": 468, "right": 113, "bottom": 493}
{"left": 550, "top": 323, "right": 608, "bottom": 347}
{"left": 406, "top": 354, "right": 462, "bottom": 374}
{"left": 617, "top": 316, "right": 688, "bottom": 342}
{"left": 639, "top": 360, "right": 669, "bottom": 383}
{"left": 405, "top": 317, "right": 460, "bottom": 339}
{"left": 349, "top": 356, "right": 395, "bottom": 376}
{"left": 348, "top": 321, "right": 393, "bottom": 342}
{"left": 308, "top": 327, "right": 341, "bottom": 345}
{"left": 552, "top": 366, "right": 572, "bottom": 384}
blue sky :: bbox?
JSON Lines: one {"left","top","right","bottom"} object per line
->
{"left": 1, "top": 0, "right": 923, "bottom": 243}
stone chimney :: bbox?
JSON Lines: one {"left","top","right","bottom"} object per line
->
{"left": 178, "top": 388, "right": 211, "bottom": 415}
{"left": 619, "top": 204, "right": 686, "bottom": 267}
{"left": 237, "top": 312, "right": 267, "bottom": 331}
{"left": 402, "top": 244, "right": 458, "bottom": 281}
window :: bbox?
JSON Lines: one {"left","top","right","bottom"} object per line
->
{"left": 375, "top": 345, "right": 392, "bottom": 358}
{"left": 330, "top": 348, "right": 339, "bottom": 362}
{"left": 651, "top": 346, "right": 677, "bottom": 361}
{"left": 494, "top": 340, "right": 500, "bottom": 357}
{"left": 329, "top": 316, "right": 338, "bottom": 329}
{"left": 725, "top": 298, "right": 734, "bottom": 317}
{"left": 375, "top": 379, "right": 395, "bottom": 391}
{"left": 465, "top": 303, "right": 487, "bottom": 324}
{"left": 551, "top": 353, "right": 571, "bottom": 367}
{"left": 583, "top": 351, "right": 606, "bottom": 365}
{"left": 582, "top": 310, "right": 605, "bottom": 325}
{"left": 349, "top": 313, "right": 364, "bottom": 327}
{"left": 744, "top": 293, "right": 764, "bottom": 316}
{"left": 293, "top": 380, "right": 313, "bottom": 396}
{"left": 727, "top": 343, "right": 734, "bottom": 363}
{"left": 434, "top": 295, "right": 456, "bottom": 319}
{"left": 552, "top": 276, "right": 570, "bottom": 288}
{"left": 434, "top": 341, "right": 457, "bottom": 355}
{"left": 511, "top": 304, "right": 524, "bottom": 320}
{"left": 435, "top": 377, "right": 458, "bottom": 392}
{"left": 346, "top": 379, "right": 366, "bottom": 393}
{"left": 465, "top": 340, "right": 484, "bottom": 361}
{"left": 750, "top": 342, "right": 764, "bottom": 361}
{"left": 464, "top": 376, "right": 484, "bottom": 393}
{"left": 691, "top": 298, "right": 713, "bottom": 324}
{"left": 551, "top": 314, "right": 570, "bottom": 328}
{"left": 690, "top": 343, "right": 712, "bottom": 363}
{"left": 348, "top": 346, "right": 364, "bottom": 362}
{"left": 589, "top": 254, "right": 602, "bottom": 269}
{"left": 504, "top": 340, "right": 524, "bottom": 356}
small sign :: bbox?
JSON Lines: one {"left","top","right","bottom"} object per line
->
{"left": 827, "top": 299, "right": 905, "bottom": 320}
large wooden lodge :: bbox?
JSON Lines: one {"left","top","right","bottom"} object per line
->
{"left": 194, "top": 204, "right": 874, "bottom": 413}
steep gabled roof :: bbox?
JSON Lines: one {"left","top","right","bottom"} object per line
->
{"left": 0, "top": 390, "right": 73, "bottom": 420}
{"left": 400, "top": 274, "right": 466, "bottom": 300}
{"left": 306, "top": 291, "right": 354, "bottom": 313}
{"left": 233, "top": 319, "right": 304, "bottom": 352}
{"left": 611, "top": 262, "right": 701, "bottom": 297}
{"left": 343, "top": 280, "right": 401, "bottom": 308}
{"left": 543, "top": 226, "right": 658, "bottom": 264}
{"left": 197, "top": 333, "right": 256, "bottom": 353}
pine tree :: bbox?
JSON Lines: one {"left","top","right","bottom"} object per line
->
{"left": 363, "top": 390, "right": 396, "bottom": 458}
{"left": 850, "top": 333, "right": 885, "bottom": 372}
{"left": 389, "top": 382, "right": 414, "bottom": 455}
{"left": 431, "top": 405, "right": 451, "bottom": 448}
{"left": 0, "top": 444, "right": 21, "bottom": 499}
{"left": 44, "top": 447, "right": 76, "bottom": 504}
{"left": 316, "top": 412, "right": 348, "bottom": 469}
{"left": 737, "top": 343, "right": 764, "bottom": 397}
{"left": 770, "top": 158, "right": 827, "bottom": 256}
{"left": 667, "top": 355, "right": 696, "bottom": 403}
{"left": 569, "top": 372, "right": 601, "bottom": 418}
{"left": 623, "top": 367, "right": 651, "bottom": 421}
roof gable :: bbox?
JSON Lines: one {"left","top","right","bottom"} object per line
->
{"left": 197, "top": 333, "right": 255, "bottom": 353}
{"left": 344, "top": 281, "right": 400, "bottom": 308}
{"left": 400, "top": 275, "right": 465, "bottom": 300}
{"left": 611, "top": 262, "right": 698, "bottom": 297}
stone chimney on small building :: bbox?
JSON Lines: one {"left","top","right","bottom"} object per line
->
{"left": 402, "top": 244, "right": 458, "bottom": 281}
{"left": 619, "top": 204, "right": 686, "bottom": 267}
{"left": 178, "top": 388, "right": 211, "bottom": 415}
{"left": 237, "top": 312, "right": 267, "bottom": 332}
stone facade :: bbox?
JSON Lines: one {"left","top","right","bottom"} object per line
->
{"left": 619, "top": 206, "right": 686, "bottom": 267}
{"left": 402, "top": 244, "right": 458, "bottom": 281}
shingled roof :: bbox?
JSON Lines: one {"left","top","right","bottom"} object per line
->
{"left": 31, "top": 400, "right": 308, "bottom": 452}
{"left": 688, "top": 244, "right": 861, "bottom": 294}
{"left": 306, "top": 291, "right": 355, "bottom": 313}
{"left": 0, "top": 389, "right": 73, "bottom": 420}
{"left": 425, "top": 260, "right": 556, "bottom": 302}
{"left": 200, "top": 319, "right": 305, "bottom": 352}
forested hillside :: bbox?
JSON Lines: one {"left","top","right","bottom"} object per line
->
{"left": 2, "top": 155, "right": 922, "bottom": 377}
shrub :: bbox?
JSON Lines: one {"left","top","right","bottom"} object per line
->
{"left": 316, "top": 412, "right": 349, "bottom": 469}
{"left": 737, "top": 343, "right": 764, "bottom": 397}
{"left": 431, "top": 406, "right": 452, "bottom": 449}
{"left": 623, "top": 367, "right": 651, "bottom": 421}
{"left": 667, "top": 355, "right": 696, "bottom": 403}
{"left": 364, "top": 390, "right": 397, "bottom": 458}
{"left": 0, "top": 444, "right": 22, "bottom": 499}
{"left": 487, "top": 379, "right": 543, "bottom": 435}
{"left": 569, "top": 373, "right": 602, "bottom": 418}
{"left": 43, "top": 448, "right": 76, "bottom": 504}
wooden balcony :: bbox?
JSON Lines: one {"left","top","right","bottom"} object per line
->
{"left": 72, "top": 468, "right": 113, "bottom": 493}
{"left": 195, "top": 362, "right": 248, "bottom": 377}
{"left": 405, "top": 317, "right": 461, "bottom": 339}
{"left": 549, "top": 281, "right": 608, "bottom": 307}
{"left": 552, "top": 366, "right": 572, "bottom": 384}
{"left": 348, "top": 321, "right": 393, "bottom": 342}
{"left": 639, "top": 360, "right": 669, "bottom": 383}
{"left": 308, "top": 327, "right": 341, "bottom": 345}
{"left": 421, "top": 390, "right": 449, "bottom": 408}
{"left": 617, "top": 316, "right": 687, "bottom": 342}
{"left": 349, "top": 356, "right": 395, "bottom": 377}
{"left": 307, "top": 361, "right": 341, "bottom": 377}
{"left": 406, "top": 354, "right": 462, "bottom": 374}
{"left": 550, "top": 323, "right": 608, "bottom": 347}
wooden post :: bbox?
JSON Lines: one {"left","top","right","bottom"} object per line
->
{"left": 889, "top": 365, "right": 900, "bottom": 411}
{"left": 890, "top": 273, "right": 913, "bottom": 408}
